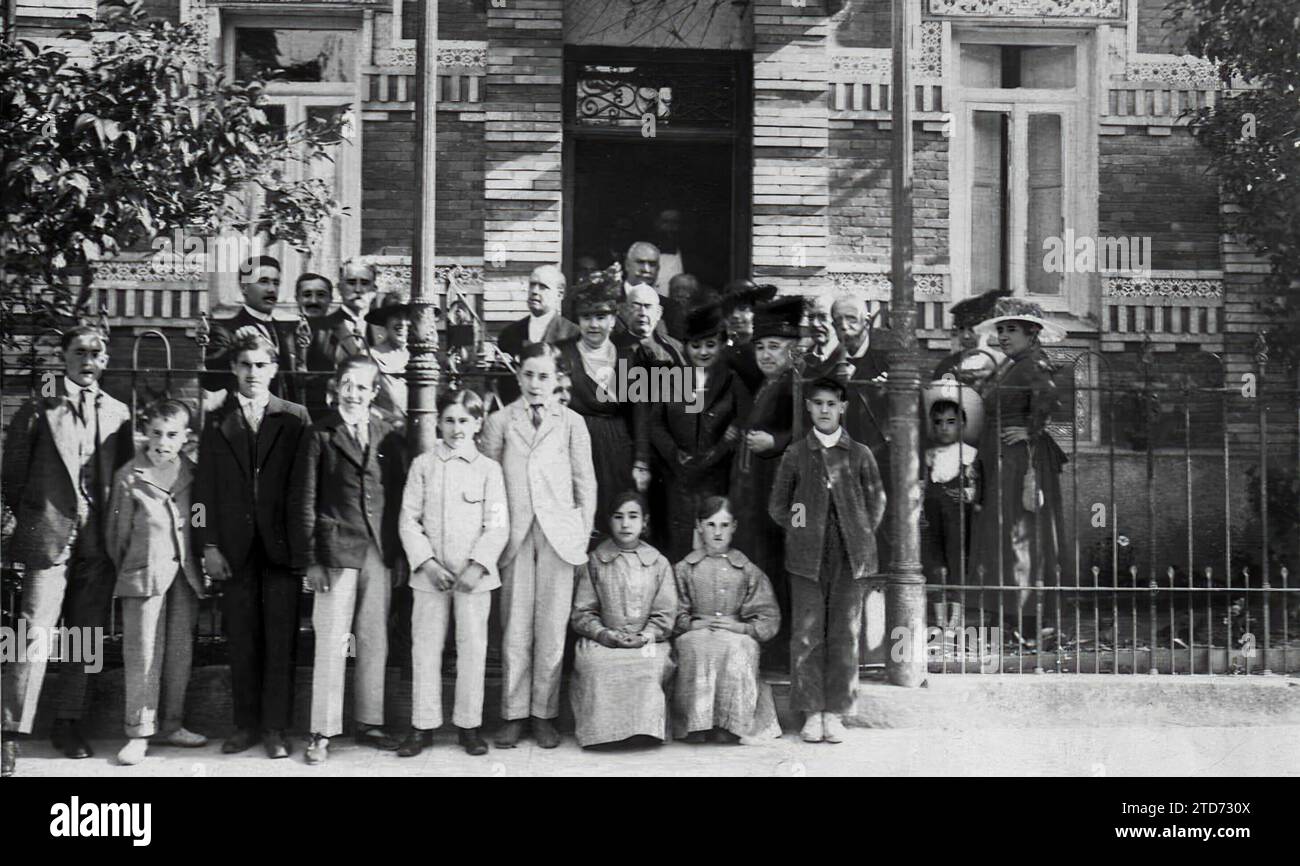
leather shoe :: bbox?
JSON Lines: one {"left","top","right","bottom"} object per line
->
{"left": 355, "top": 725, "right": 400, "bottom": 751}
{"left": 397, "top": 729, "right": 433, "bottom": 758}
{"left": 51, "top": 719, "right": 93, "bottom": 759}
{"left": 2, "top": 738, "right": 17, "bottom": 777}
{"left": 494, "top": 719, "right": 525, "bottom": 749}
{"left": 263, "top": 730, "right": 291, "bottom": 759}
{"left": 305, "top": 734, "right": 329, "bottom": 765}
{"left": 221, "top": 728, "right": 260, "bottom": 754}
{"left": 457, "top": 727, "right": 488, "bottom": 756}
{"left": 532, "top": 716, "right": 561, "bottom": 749}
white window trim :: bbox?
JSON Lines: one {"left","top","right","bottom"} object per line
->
{"left": 213, "top": 11, "right": 365, "bottom": 312}
{"left": 947, "top": 26, "right": 1100, "bottom": 325}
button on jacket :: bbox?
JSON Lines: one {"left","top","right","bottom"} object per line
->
{"left": 767, "top": 429, "right": 887, "bottom": 582}
{"left": 398, "top": 443, "right": 509, "bottom": 593}
{"left": 105, "top": 452, "right": 205, "bottom": 598}
{"left": 287, "top": 410, "right": 406, "bottom": 570}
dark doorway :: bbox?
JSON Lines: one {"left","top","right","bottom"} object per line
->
{"left": 563, "top": 47, "right": 751, "bottom": 291}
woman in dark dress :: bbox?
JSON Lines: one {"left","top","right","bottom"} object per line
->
{"left": 728, "top": 296, "right": 805, "bottom": 656}
{"left": 968, "top": 298, "right": 1069, "bottom": 639}
{"left": 559, "top": 275, "right": 648, "bottom": 541}
{"left": 649, "top": 303, "right": 751, "bottom": 562}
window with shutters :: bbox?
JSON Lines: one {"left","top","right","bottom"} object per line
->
{"left": 949, "top": 29, "right": 1098, "bottom": 321}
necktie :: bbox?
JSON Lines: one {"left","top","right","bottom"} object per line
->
{"left": 530, "top": 405, "right": 542, "bottom": 429}
{"left": 353, "top": 422, "right": 368, "bottom": 450}
{"left": 76, "top": 389, "right": 88, "bottom": 424}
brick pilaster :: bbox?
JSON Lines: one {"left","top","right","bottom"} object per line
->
{"left": 481, "top": 0, "right": 565, "bottom": 327}
{"left": 751, "top": 0, "right": 830, "bottom": 293}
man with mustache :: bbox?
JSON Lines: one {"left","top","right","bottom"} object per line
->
{"left": 202, "top": 256, "right": 305, "bottom": 403}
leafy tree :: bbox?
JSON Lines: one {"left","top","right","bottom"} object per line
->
{"left": 1168, "top": 0, "right": 1300, "bottom": 356}
{"left": 0, "top": 0, "right": 346, "bottom": 342}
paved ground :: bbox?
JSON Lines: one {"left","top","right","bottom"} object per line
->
{"left": 10, "top": 725, "right": 1300, "bottom": 777}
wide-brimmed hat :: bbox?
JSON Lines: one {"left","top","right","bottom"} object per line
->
{"left": 973, "top": 297, "right": 1066, "bottom": 343}
{"left": 570, "top": 264, "right": 623, "bottom": 316}
{"left": 922, "top": 374, "right": 984, "bottom": 446}
{"left": 365, "top": 292, "right": 431, "bottom": 326}
{"left": 751, "top": 295, "right": 806, "bottom": 340}
{"left": 948, "top": 289, "right": 1010, "bottom": 330}
{"left": 683, "top": 302, "right": 726, "bottom": 342}
{"left": 719, "top": 279, "right": 778, "bottom": 313}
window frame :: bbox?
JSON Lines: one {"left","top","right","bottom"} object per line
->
{"left": 948, "top": 26, "right": 1099, "bottom": 322}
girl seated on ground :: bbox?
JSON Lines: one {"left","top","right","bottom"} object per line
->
{"left": 672, "top": 496, "right": 782, "bottom": 745}
{"left": 569, "top": 491, "right": 678, "bottom": 748}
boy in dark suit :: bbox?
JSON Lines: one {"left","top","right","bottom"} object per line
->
{"left": 289, "top": 355, "right": 406, "bottom": 764}
{"left": 194, "top": 332, "right": 311, "bottom": 759}
{"left": 1, "top": 325, "right": 134, "bottom": 777}
{"left": 768, "top": 378, "right": 886, "bottom": 745}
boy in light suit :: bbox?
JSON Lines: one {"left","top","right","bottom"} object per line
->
{"left": 479, "top": 342, "right": 597, "bottom": 749}
{"left": 397, "top": 389, "right": 508, "bottom": 757}
{"left": 2, "top": 325, "right": 134, "bottom": 777}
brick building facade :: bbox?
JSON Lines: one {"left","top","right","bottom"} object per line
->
{"left": 8, "top": 0, "right": 1298, "bottom": 575}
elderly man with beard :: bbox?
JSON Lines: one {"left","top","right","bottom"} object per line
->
{"left": 802, "top": 290, "right": 844, "bottom": 381}
{"left": 618, "top": 284, "right": 684, "bottom": 366}
{"left": 299, "top": 261, "right": 380, "bottom": 417}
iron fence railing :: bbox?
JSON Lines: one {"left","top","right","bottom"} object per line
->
{"left": 3, "top": 326, "right": 1297, "bottom": 676}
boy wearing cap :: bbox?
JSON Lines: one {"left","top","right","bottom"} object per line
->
{"left": 768, "top": 377, "right": 885, "bottom": 744}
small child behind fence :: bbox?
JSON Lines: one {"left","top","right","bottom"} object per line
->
{"left": 920, "top": 380, "right": 982, "bottom": 638}
{"left": 106, "top": 399, "right": 209, "bottom": 765}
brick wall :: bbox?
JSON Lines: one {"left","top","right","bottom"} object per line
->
{"left": 751, "top": 0, "right": 830, "bottom": 292}
{"left": 360, "top": 116, "right": 483, "bottom": 258}
{"left": 830, "top": 0, "right": 890, "bottom": 49}
{"left": 828, "top": 120, "right": 948, "bottom": 266}
{"left": 401, "top": 0, "right": 489, "bottom": 43}
{"left": 1098, "top": 129, "right": 1220, "bottom": 271}
{"left": 481, "top": 0, "right": 564, "bottom": 325}
{"left": 1135, "top": 0, "right": 1195, "bottom": 55}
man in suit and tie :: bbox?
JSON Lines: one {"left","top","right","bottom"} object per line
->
{"left": 2, "top": 326, "right": 134, "bottom": 776}
{"left": 802, "top": 290, "right": 845, "bottom": 381}
{"left": 497, "top": 265, "right": 580, "bottom": 406}
{"left": 203, "top": 256, "right": 310, "bottom": 403}
{"left": 301, "top": 261, "right": 378, "bottom": 417}
{"left": 618, "top": 283, "right": 684, "bottom": 367}
{"left": 479, "top": 342, "right": 597, "bottom": 749}
{"left": 194, "top": 332, "right": 312, "bottom": 759}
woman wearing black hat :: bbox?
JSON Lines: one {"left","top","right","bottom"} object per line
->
{"left": 719, "top": 280, "right": 778, "bottom": 393}
{"left": 559, "top": 271, "right": 652, "bottom": 539}
{"left": 728, "top": 294, "right": 805, "bottom": 661}
{"left": 648, "top": 303, "right": 752, "bottom": 561}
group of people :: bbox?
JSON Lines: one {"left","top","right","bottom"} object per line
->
{"left": 0, "top": 240, "right": 1069, "bottom": 777}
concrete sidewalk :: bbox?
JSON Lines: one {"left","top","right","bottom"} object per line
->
{"left": 11, "top": 724, "right": 1300, "bottom": 777}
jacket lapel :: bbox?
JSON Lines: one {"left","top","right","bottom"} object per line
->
{"left": 509, "top": 400, "right": 536, "bottom": 447}
{"left": 44, "top": 388, "right": 82, "bottom": 490}
{"left": 328, "top": 417, "right": 364, "bottom": 469}
{"left": 256, "top": 397, "right": 287, "bottom": 470}
{"left": 217, "top": 403, "right": 252, "bottom": 480}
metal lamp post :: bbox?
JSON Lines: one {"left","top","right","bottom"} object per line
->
{"left": 886, "top": 0, "right": 927, "bottom": 687}
{"left": 410, "top": 0, "right": 440, "bottom": 454}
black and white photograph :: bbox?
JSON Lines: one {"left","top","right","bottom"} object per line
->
{"left": 0, "top": 0, "right": 1296, "bottom": 843}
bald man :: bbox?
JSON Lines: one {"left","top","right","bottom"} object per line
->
{"left": 620, "top": 284, "right": 684, "bottom": 366}
{"left": 614, "top": 241, "right": 683, "bottom": 348}
{"left": 801, "top": 291, "right": 844, "bottom": 381}
{"left": 498, "top": 265, "right": 579, "bottom": 358}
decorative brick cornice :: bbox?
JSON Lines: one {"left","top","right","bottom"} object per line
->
{"left": 829, "top": 23, "right": 942, "bottom": 80}
{"left": 928, "top": 0, "right": 1121, "bottom": 17}
{"left": 826, "top": 272, "right": 948, "bottom": 297}
{"left": 1103, "top": 277, "right": 1224, "bottom": 299}
{"left": 374, "top": 40, "right": 487, "bottom": 71}
{"left": 91, "top": 261, "right": 206, "bottom": 283}
{"left": 1124, "top": 57, "right": 1221, "bottom": 88}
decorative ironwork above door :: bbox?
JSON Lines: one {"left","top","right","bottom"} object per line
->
{"left": 573, "top": 61, "right": 737, "bottom": 129}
